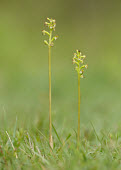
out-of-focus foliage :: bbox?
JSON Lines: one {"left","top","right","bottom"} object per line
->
{"left": 0, "top": 0, "right": 121, "bottom": 132}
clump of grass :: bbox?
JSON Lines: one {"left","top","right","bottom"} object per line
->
{"left": 72, "top": 50, "right": 88, "bottom": 147}
{"left": 1, "top": 127, "right": 121, "bottom": 169}
{"left": 42, "top": 18, "right": 58, "bottom": 150}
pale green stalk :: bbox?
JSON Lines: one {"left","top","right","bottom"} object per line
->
{"left": 77, "top": 72, "right": 80, "bottom": 146}
{"left": 48, "top": 30, "right": 53, "bottom": 149}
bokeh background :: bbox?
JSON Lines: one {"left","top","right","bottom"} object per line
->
{"left": 0, "top": 0, "right": 121, "bottom": 135}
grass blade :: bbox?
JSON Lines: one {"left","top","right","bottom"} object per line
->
{"left": 64, "top": 133, "right": 71, "bottom": 143}
{"left": 52, "top": 124, "right": 62, "bottom": 145}
{"left": 90, "top": 121, "right": 101, "bottom": 144}
{"left": 13, "top": 116, "right": 17, "bottom": 138}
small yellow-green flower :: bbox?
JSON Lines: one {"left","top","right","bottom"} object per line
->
{"left": 42, "top": 18, "right": 58, "bottom": 47}
{"left": 73, "top": 50, "right": 88, "bottom": 78}
{"left": 45, "top": 18, "right": 56, "bottom": 31}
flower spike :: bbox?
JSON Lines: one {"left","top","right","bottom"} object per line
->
{"left": 73, "top": 50, "right": 88, "bottom": 78}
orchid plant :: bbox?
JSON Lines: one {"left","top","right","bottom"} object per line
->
{"left": 42, "top": 18, "right": 58, "bottom": 149}
{"left": 72, "top": 50, "right": 88, "bottom": 147}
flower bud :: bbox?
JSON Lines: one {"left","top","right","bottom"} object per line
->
{"left": 51, "top": 35, "right": 58, "bottom": 42}
{"left": 54, "top": 36, "right": 58, "bottom": 40}
{"left": 47, "top": 18, "right": 50, "bottom": 21}
{"left": 44, "top": 40, "right": 49, "bottom": 46}
{"left": 42, "top": 30, "right": 50, "bottom": 36}
{"left": 44, "top": 22, "right": 48, "bottom": 25}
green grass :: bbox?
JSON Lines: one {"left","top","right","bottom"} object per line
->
{"left": 0, "top": 54, "right": 120, "bottom": 170}
{"left": 0, "top": 68, "right": 121, "bottom": 169}
{"left": 1, "top": 123, "right": 121, "bottom": 169}
{"left": 0, "top": 68, "right": 121, "bottom": 170}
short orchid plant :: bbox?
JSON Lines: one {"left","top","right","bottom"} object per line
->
{"left": 72, "top": 50, "right": 88, "bottom": 147}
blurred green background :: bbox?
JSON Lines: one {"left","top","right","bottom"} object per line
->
{"left": 0, "top": 0, "right": 121, "bottom": 134}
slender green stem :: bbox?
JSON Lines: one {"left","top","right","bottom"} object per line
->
{"left": 77, "top": 73, "right": 80, "bottom": 147}
{"left": 48, "top": 30, "right": 53, "bottom": 149}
